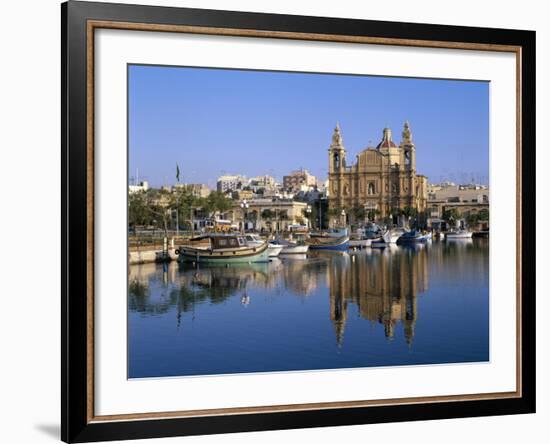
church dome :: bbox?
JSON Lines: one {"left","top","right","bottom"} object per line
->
{"left": 376, "top": 127, "right": 398, "bottom": 149}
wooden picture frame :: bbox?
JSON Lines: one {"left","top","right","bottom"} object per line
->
{"left": 62, "top": 1, "right": 536, "bottom": 442}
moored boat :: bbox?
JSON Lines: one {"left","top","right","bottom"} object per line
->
{"left": 446, "top": 229, "right": 474, "bottom": 239}
{"left": 397, "top": 229, "right": 432, "bottom": 243}
{"left": 309, "top": 227, "right": 349, "bottom": 239}
{"left": 270, "top": 239, "right": 309, "bottom": 254}
{"left": 307, "top": 235, "right": 350, "bottom": 250}
{"left": 176, "top": 234, "right": 270, "bottom": 263}
{"left": 245, "top": 234, "right": 283, "bottom": 257}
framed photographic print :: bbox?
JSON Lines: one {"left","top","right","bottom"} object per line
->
{"left": 61, "top": 1, "right": 536, "bottom": 442}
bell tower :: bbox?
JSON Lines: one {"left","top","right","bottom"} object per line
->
{"left": 401, "top": 120, "right": 415, "bottom": 171}
{"left": 328, "top": 123, "right": 346, "bottom": 174}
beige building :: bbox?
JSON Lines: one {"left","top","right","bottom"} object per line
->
{"left": 283, "top": 169, "right": 317, "bottom": 192}
{"left": 328, "top": 122, "right": 428, "bottom": 225}
{"left": 227, "top": 198, "right": 308, "bottom": 232}
{"left": 174, "top": 183, "right": 210, "bottom": 198}
{"left": 426, "top": 182, "right": 489, "bottom": 227}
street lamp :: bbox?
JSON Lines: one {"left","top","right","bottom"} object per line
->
{"left": 240, "top": 199, "right": 249, "bottom": 233}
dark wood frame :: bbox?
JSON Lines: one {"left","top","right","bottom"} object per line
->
{"left": 62, "top": 1, "right": 536, "bottom": 442}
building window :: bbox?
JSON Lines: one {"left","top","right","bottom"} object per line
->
{"left": 368, "top": 182, "right": 375, "bottom": 195}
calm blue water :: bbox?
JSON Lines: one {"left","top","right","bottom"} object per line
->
{"left": 128, "top": 239, "right": 489, "bottom": 378}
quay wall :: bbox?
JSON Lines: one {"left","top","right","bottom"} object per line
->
{"left": 129, "top": 248, "right": 178, "bottom": 265}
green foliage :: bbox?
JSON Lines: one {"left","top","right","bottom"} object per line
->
{"left": 443, "top": 208, "right": 461, "bottom": 222}
{"left": 401, "top": 205, "right": 418, "bottom": 219}
{"left": 261, "top": 209, "right": 274, "bottom": 220}
{"left": 351, "top": 206, "right": 366, "bottom": 220}
{"left": 466, "top": 208, "right": 489, "bottom": 227}
{"left": 327, "top": 207, "right": 342, "bottom": 218}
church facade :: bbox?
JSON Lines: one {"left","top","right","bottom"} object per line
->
{"left": 327, "top": 122, "right": 428, "bottom": 225}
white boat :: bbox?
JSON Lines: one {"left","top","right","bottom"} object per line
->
{"left": 270, "top": 239, "right": 309, "bottom": 254}
{"left": 383, "top": 229, "right": 403, "bottom": 244}
{"left": 245, "top": 234, "right": 283, "bottom": 257}
{"left": 446, "top": 230, "right": 473, "bottom": 239}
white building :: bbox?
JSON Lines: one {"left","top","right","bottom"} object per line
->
{"left": 129, "top": 180, "right": 149, "bottom": 194}
{"left": 216, "top": 175, "right": 247, "bottom": 193}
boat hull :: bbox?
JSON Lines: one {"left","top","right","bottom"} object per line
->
{"left": 177, "top": 243, "right": 270, "bottom": 263}
{"left": 307, "top": 236, "right": 350, "bottom": 251}
{"left": 267, "top": 244, "right": 284, "bottom": 257}
{"left": 280, "top": 245, "right": 309, "bottom": 254}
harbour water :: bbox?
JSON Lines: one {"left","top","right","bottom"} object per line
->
{"left": 128, "top": 239, "right": 489, "bottom": 378}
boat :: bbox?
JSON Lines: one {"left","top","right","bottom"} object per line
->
{"left": 309, "top": 227, "right": 349, "bottom": 239}
{"left": 306, "top": 235, "right": 350, "bottom": 250}
{"left": 270, "top": 239, "right": 309, "bottom": 254}
{"left": 446, "top": 229, "right": 474, "bottom": 239}
{"left": 176, "top": 234, "right": 270, "bottom": 263}
{"left": 369, "top": 228, "right": 403, "bottom": 248}
{"left": 244, "top": 234, "right": 283, "bottom": 257}
{"left": 358, "top": 223, "right": 383, "bottom": 239}
{"left": 397, "top": 229, "right": 432, "bottom": 244}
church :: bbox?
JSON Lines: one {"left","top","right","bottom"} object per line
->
{"left": 327, "top": 121, "right": 428, "bottom": 225}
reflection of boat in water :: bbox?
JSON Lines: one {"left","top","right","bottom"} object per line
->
{"left": 244, "top": 234, "right": 283, "bottom": 257}
{"left": 307, "top": 235, "right": 350, "bottom": 251}
{"left": 279, "top": 253, "right": 308, "bottom": 261}
{"left": 446, "top": 229, "right": 473, "bottom": 240}
{"left": 397, "top": 229, "right": 432, "bottom": 244}
{"left": 270, "top": 239, "right": 309, "bottom": 254}
{"left": 176, "top": 234, "right": 269, "bottom": 263}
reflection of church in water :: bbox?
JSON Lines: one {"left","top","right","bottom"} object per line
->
{"left": 328, "top": 247, "right": 429, "bottom": 346}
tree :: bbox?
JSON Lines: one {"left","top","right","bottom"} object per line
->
{"left": 128, "top": 191, "right": 151, "bottom": 228}
{"left": 401, "top": 205, "right": 418, "bottom": 219}
{"left": 366, "top": 209, "right": 380, "bottom": 221}
{"left": 351, "top": 206, "right": 366, "bottom": 222}
{"left": 261, "top": 209, "right": 274, "bottom": 220}
{"left": 443, "top": 208, "right": 461, "bottom": 228}
{"left": 477, "top": 208, "right": 489, "bottom": 221}
{"left": 206, "top": 191, "right": 232, "bottom": 216}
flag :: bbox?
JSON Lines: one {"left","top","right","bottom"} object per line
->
{"left": 176, "top": 163, "right": 180, "bottom": 182}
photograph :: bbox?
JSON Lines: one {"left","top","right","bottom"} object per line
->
{"left": 127, "top": 65, "right": 490, "bottom": 379}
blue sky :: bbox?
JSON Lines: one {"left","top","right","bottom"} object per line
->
{"left": 128, "top": 65, "right": 489, "bottom": 189}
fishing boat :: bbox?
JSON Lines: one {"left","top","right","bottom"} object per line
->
{"left": 244, "top": 234, "right": 283, "bottom": 257}
{"left": 306, "top": 235, "right": 350, "bottom": 251}
{"left": 370, "top": 229, "right": 402, "bottom": 248}
{"left": 397, "top": 229, "right": 432, "bottom": 244}
{"left": 309, "top": 227, "right": 349, "bottom": 239}
{"left": 446, "top": 229, "right": 473, "bottom": 239}
{"left": 176, "top": 234, "right": 270, "bottom": 263}
{"left": 270, "top": 239, "right": 309, "bottom": 254}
